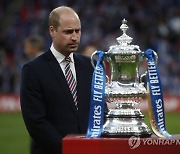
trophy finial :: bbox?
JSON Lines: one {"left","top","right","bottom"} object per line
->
{"left": 122, "top": 18, "right": 127, "bottom": 24}
{"left": 120, "top": 18, "right": 128, "bottom": 34}
{"left": 117, "top": 18, "right": 133, "bottom": 45}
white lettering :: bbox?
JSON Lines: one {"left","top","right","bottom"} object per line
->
{"left": 90, "top": 105, "right": 102, "bottom": 137}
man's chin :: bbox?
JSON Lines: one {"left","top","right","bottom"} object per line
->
{"left": 69, "top": 47, "right": 78, "bottom": 53}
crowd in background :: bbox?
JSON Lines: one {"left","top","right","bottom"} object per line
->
{"left": 0, "top": 0, "right": 179, "bottom": 94}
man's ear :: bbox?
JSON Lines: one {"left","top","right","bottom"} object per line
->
{"left": 49, "top": 26, "right": 55, "bottom": 37}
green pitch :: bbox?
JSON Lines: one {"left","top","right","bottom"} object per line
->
{"left": 0, "top": 112, "right": 179, "bottom": 154}
{"left": 0, "top": 113, "right": 29, "bottom": 154}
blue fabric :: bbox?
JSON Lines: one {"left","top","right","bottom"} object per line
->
{"left": 145, "top": 49, "right": 171, "bottom": 138}
{"left": 86, "top": 51, "right": 106, "bottom": 138}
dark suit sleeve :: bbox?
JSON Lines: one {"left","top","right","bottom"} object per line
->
{"left": 20, "top": 63, "right": 61, "bottom": 153}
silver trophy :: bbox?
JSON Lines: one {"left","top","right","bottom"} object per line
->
{"left": 91, "top": 19, "right": 155, "bottom": 137}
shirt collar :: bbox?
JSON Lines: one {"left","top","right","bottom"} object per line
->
{"left": 50, "top": 44, "right": 74, "bottom": 64}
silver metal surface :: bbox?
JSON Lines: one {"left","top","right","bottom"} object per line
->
{"left": 92, "top": 19, "right": 152, "bottom": 137}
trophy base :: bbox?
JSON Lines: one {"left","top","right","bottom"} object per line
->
{"left": 101, "top": 132, "right": 151, "bottom": 138}
{"left": 102, "top": 116, "right": 151, "bottom": 138}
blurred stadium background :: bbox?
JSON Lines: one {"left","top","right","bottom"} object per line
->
{"left": 0, "top": 0, "right": 179, "bottom": 154}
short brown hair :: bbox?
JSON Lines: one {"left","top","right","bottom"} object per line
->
{"left": 48, "top": 6, "right": 78, "bottom": 31}
{"left": 49, "top": 11, "right": 60, "bottom": 31}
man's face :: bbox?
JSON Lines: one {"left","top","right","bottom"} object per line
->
{"left": 49, "top": 13, "right": 81, "bottom": 56}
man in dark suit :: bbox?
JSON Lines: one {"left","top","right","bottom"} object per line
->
{"left": 20, "top": 6, "right": 94, "bottom": 154}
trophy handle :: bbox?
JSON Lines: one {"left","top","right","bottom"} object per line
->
{"left": 139, "top": 51, "right": 158, "bottom": 83}
{"left": 91, "top": 51, "right": 109, "bottom": 83}
{"left": 91, "top": 50, "right": 98, "bottom": 69}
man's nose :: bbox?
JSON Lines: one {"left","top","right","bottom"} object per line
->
{"left": 71, "top": 31, "right": 78, "bottom": 41}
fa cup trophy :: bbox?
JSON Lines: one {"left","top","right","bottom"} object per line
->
{"left": 91, "top": 19, "right": 153, "bottom": 137}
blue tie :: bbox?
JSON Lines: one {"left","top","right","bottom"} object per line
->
{"left": 65, "top": 57, "right": 78, "bottom": 109}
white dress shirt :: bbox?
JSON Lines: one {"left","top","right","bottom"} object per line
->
{"left": 50, "top": 44, "right": 77, "bottom": 81}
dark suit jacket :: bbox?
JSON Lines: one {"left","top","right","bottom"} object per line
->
{"left": 20, "top": 49, "right": 94, "bottom": 154}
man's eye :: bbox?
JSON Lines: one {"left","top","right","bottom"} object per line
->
{"left": 65, "top": 30, "right": 74, "bottom": 34}
{"left": 64, "top": 29, "right": 81, "bottom": 34}
{"left": 75, "top": 29, "right": 80, "bottom": 33}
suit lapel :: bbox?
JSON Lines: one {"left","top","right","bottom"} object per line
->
{"left": 45, "top": 50, "right": 78, "bottom": 116}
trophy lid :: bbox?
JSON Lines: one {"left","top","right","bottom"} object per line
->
{"left": 117, "top": 19, "right": 133, "bottom": 45}
{"left": 108, "top": 19, "right": 141, "bottom": 54}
